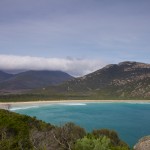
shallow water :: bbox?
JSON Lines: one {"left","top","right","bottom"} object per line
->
{"left": 11, "top": 102, "right": 150, "bottom": 146}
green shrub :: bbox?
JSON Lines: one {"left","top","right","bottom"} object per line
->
{"left": 74, "top": 135, "right": 111, "bottom": 150}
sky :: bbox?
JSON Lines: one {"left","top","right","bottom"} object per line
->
{"left": 0, "top": 0, "right": 150, "bottom": 76}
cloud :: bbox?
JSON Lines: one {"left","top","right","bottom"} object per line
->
{"left": 0, "top": 54, "right": 106, "bottom": 76}
{"left": 1, "top": 0, "right": 150, "bottom": 56}
{"left": 0, "top": 1, "right": 150, "bottom": 65}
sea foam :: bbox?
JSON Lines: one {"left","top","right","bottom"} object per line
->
{"left": 10, "top": 105, "right": 39, "bottom": 111}
{"left": 59, "top": 103, "right": 87, "bottom": 106}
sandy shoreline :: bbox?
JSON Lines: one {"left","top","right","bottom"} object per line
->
{"left": 0, "top": 99, "right": 150, "bottom": 109}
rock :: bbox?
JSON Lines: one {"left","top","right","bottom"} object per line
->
{"left": 134, "top": 136, "right": 150, "bottom": 150}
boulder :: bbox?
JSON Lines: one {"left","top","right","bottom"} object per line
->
{"left": 134, "top": 136, "right": 150, "bottom": 150}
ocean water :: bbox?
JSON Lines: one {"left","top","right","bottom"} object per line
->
{"left": 11, "top": 102, "right": 150, "bottom": 147}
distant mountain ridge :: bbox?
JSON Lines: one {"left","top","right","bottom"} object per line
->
{"left": 0, "top": 61, "right": 150, "bottom": 100}
{"left": 0, "top": 71, "right": 13, "bottom": 82}
{"left": 72, "top": 61, "right": 150, "bottom": 90}
{"left": 0, "top": 70, "right": 73, "bottom": 93}
{"left": 41, "top": 61, "right": 150, "bottom": 99}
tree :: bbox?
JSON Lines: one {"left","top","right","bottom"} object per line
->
{"left": 92, "top": 129, "right": 129, "bottom": 148}
{"left": 52, "top": 122, "right": 86, "bottom": 150}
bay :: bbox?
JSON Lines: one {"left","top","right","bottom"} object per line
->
{"left": 11, "top": 102, "right": 150, "bottom": 147}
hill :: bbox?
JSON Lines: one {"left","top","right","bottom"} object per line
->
{"left": 0, "top": 71, "right": 13, "bottom": 82}
{"left": 40, "top": 61, "right": 150, "bottom": 100}
{"left": 0, "top": 61, "right": 149, "bottom": 101}
{"left": 0, "top": 70, "right": 73, "bottom": 94}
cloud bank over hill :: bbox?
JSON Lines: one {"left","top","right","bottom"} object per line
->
{"left": 0, "top": 54, "right": 106, "bottom": 76}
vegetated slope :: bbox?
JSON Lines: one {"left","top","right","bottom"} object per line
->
{"left": 0, "top": 109, "right": 129, "bottom": 150}
{"left": 0, "top": 70, "right": 73, "bottom": 92}
{"left": 0, "top": 71, "right": 13, "bottom": 82}
{"left": 42, "top": 61, "right": 150, "bottom": 99}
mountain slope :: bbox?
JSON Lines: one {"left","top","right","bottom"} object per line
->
{"left": 42, "top": 61, "right": 150, "bottom": 99}
{"left": 0, "top": 70, "right": 73, "bottom": 91}
{"left": 0, "top": 71, "right": 13, "bottom": 82}
{"left": 66, "top": 61, "right": 150, "bottom": 90}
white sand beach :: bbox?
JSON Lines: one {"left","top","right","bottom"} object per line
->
{"left": 0, "top": 99, "right": 150, "bottom": 109}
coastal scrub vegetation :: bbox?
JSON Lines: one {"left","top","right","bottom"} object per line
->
{"left": 0, "top": 109, "right": 130, "bottom": 150}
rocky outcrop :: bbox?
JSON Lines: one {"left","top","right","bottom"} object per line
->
{"left": 134, "top": 136, "right": 150, "bottom": 150}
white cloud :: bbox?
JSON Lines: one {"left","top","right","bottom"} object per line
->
{"left": 0, "top": 54, "right": 106, "bottom": 76}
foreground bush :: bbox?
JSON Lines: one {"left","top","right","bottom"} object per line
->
{"left": 74, "top": 135, "right": 111, "bottom": 150}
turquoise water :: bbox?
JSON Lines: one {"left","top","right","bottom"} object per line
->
{"left": 11, "top": 102, "right": 150, "bottom": 146}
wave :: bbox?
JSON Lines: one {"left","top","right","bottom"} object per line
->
{"left": 59, "top": 103, "right": 87, "bottom": 106}
{"left": 10, "top": 103, "right": 87, "bottom": 111}
{"left": 10, "top": 105, "right": 39, "bottom": 111}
